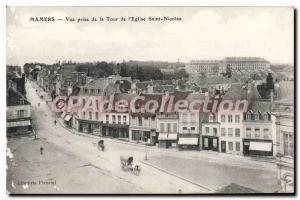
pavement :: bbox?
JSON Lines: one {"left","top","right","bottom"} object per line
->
{"left": 6, "top": 80, "right": 279, "bottom": 194}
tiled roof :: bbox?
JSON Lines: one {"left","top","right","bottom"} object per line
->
{"left": 152, "top": 85, "right": 175, "bottom": 93}
{"left": 249, "top": 100, "right": 272, "bottom": 113}
{"left": 223, "top": 83, "right": 260, "bottom": 101}
{"left": 7, "top": 87, "right": 30, "bottom": 106}
{"left": 135, "top": 80, "right": 174, "bottom": 90}
{"left": 192, "top": 76, "right": 238, "bottom": 86}
{"left": 224, "top": 57, "right": 269, "bottom": 63}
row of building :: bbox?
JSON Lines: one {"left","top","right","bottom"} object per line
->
{"left": 30, "top": 63, "right": 278, "bottom": 157}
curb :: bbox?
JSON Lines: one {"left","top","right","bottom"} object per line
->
{"left": 140, "top": 160, "right": 213, "bottom": 193}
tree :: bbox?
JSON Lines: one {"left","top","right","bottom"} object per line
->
{"left": 225, "top": 64, "right": 232, "bottom": 78}
{"left": 266, "top": 73, "right": 274, "bottom": 90}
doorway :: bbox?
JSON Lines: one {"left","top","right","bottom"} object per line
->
{"left": 221, "top": 141, "right": 226, "bottom": 153}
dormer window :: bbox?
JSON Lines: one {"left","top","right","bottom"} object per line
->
{"left": 209, "top": 114, "right": 213, "bottom": 122}
{"left": 246, "top": 112, "right": 252, "bottom": 120}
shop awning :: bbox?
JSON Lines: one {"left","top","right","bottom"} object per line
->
{"left": 178, "top": 137, "right": 198, "bottom": 145}
{"left": 7, "top": 120, "right": 31, "bottom": 128}
{"left": 158, "top": 133, "right": 178, "bottom": 140}
{"left": 61, "top": 112, "right": 66, "bottom": 118}
{"left": 64, "top": 115, "right": 72, "bottom": 122}
{"left": 249, "top": 141, "right": 272, "bottom": 151}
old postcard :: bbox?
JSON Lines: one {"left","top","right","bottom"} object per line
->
{"left": 6, "top": 6, "right": 294, "bottom": 194}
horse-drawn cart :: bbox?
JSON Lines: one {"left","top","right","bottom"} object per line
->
{"left": 120, "top": 155, "right": 141, "bottom": 176}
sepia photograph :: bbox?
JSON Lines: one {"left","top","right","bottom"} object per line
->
{"left": 5, "top": 6, "right": 294, "bottom": 195}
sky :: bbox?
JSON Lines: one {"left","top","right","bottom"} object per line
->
{"left": 6, "top": 7, "right": 294, "bottom": 66}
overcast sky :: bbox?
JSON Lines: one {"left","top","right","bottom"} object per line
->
{"left": 6, "top": 7, "right": 294, "bottom": 65}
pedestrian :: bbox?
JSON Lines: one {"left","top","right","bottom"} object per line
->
{"left": 54, "top": 119, "right": 57, "bottom": 126}
{"left": 40, "top": 146, "right": 44, "bottom": 155}
{"left": 38, "top": 102, "right": 40, "bottom": 107}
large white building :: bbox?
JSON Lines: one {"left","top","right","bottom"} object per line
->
{"left": 186, "top": 57, "right": 271, "bottom": 75}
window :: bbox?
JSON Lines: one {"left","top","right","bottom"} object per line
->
{"left": 191, "top": 127, "right": 196, "bottom": 131}
{"left": 284, "top": 133, "right": 294, "bottom": 157}
{"left": 228, "top": 128, "right": 233, "bottom": 137}
{"left": 209, "top": 114, "right": 215, "bottom": 122}
{"left": 204, "top": 138, "right": 208, "bottom": 147}
{"left": 264, "top": 114, "right": 269, "bottom": 120}
{"left": 160, "top": 123, "right": 165, "bottom": 132}
{"left": 112, "top": 115, "right": 116, "bottom": 124}
{"left": 205, "top": 127, "right": 209, "bottom": 134}
{"left": 213, "top": 138, "right": 218, "bottom": 148}
{"left": 167, "top": 123, "right": 171, "bottom": 132}
{"left": 228, "top": 115, "right": 232, "bottom": 123}
{"left": 182, "top": 113, "right": 188, "bottom": 123}
{"left": 213, "top": 128, "right": 217, "bottom": 136}
{"left": 190, "top": 113, "right": 196, "bottom": 122}
{"left": 246, "top": 113, "right": 252, "bottom": 120}
{"left": 246, "top": 128, "right": 251, "bottom": 138}
{"left": 173, "top": 123, "right": 177, "bottom": 133}
{"left": 183, "top": 127, "right": 187, "bottom": 131}
{"left": 18, "top": 110, "right": 25, "bottom": 118}
{"left": 138, "top": 117, "right": 142, "bottom": 126}
{"left": 221, "top": 128, "right": 226, "bottom": 137}
{"left": 95, "top": 112, "right": 98, "bottom": 120}
{"left": 235, "top": 128, "right": 240, "bottom": 137}
{"left": 221, "top": 115, "right": 225, "bottom": 122}
{"left": 228, "top": 142, "right": 233, "bottom": 151}
{"left": 123, "top": 116, "right": 127, "bottom": 124}
{"left": 263, "top": 129, "right": 270, "bottom": 139}
{"left": 118, "top": 116, "right": 121, "bottom": 124}
{"left": 83, "top": 112, "right": 86, "bottom": 119}
{"left": 235, "top": 115, "right": 240, "bottom": 123}
{"left": 255, "top": 128, "right": 260, "bottom": 138}
{"left": 105, "top": 115, "right": 109, "bottom": 123}
{"left": 151, "top": 116, "right": 155, "bottom": 121}
{"left": 236, "top": 142, "right": 240, "bottom": 151}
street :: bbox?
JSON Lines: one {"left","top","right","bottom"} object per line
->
{"left": 6, "top": 80, "right": 278, "bottom": 194}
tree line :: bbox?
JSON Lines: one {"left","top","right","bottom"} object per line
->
{"left": 23, "top": 61, "right": 189, "bottom": 82}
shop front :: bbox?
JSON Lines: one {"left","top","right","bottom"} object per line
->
{"left": 6, "top": 120, "right": 32, "bottom": 136}
{"left": 102, "top": 123, "right": 129, "bottom": 139}
{"left": 178, "top": 136, "right": 199, "bottom": 150}
{"left": 202, "top": 136, "right": 219, "bottom": 152}
{"left": 78, "top": 119, "right": 101, "bottom": 135}
{"left": 158, "top": 133, "right": 178, "bottom": 148}
{"left": 243, "top": 139, "right": 273, "bottom": 156}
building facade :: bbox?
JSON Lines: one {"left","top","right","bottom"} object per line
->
{"left": 157, "top": 112, "right": 179, "bottom": 148}
{"left": 186, "top": 57, "right": 271, "bottom": 76}
{"left": 274, "top": 101, "right": 294, "bottom": 193}
{"left": 187, "top": 60, "right": 219, "bottom": 75}
{"left": 6, "top": 87, "right": 32, "bottom": 136}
